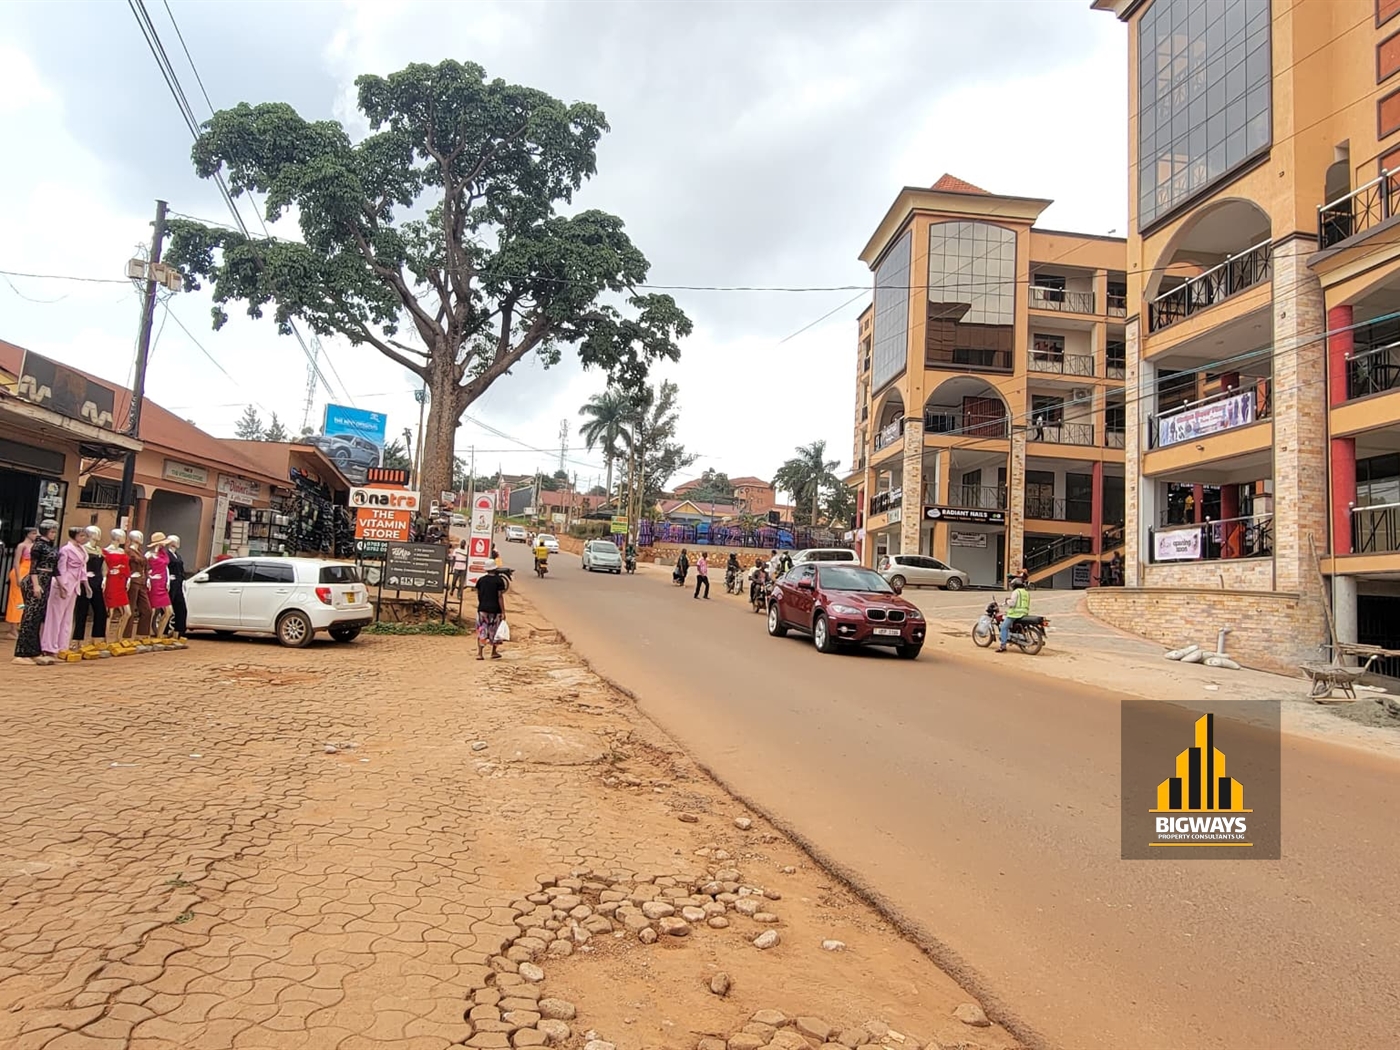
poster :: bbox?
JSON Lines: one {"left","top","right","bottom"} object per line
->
{"left": 1157, "top": 391, "right": 1255, "bottom": 449}
{"left": 315, "top": 404, "right": 388, "bottom": 485}
{"left": 466, "top": 494, "right": 497, "bottom": 588}
{"left": 950, "top": 530, "right": 987, "bottom": 548}
{"left": 1153, "top": 527, "right": 1202, "bottom": 561}
{"left": 1072, "top": 563, "right": 1092, "bottom": 589}
{"left": 383, "top": 542, "right": 447, "bottom": 592}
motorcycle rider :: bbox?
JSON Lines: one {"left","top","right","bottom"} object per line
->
{"left": 997, "top": 577, "right": 1032, "bottom": 653}
{"left": 725, "top": 552, "right": 741, "bottom": 591}
{"left": 624, "top": 540, "right": 638, "bottom": 571}
{"left": 533, "top": 536, "right": 550, "bottom": 575}
{"left": 749, "top": 560, "right": 770, "bottom": 606}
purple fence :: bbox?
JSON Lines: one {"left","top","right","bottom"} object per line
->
{"left": 636, "top": 520, "right": 842, "bottom": 550}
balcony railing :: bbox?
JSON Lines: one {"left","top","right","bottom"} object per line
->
{"left": 1104, "top": 428, "right": 1126, "bottom": 449}
{"left": 1146, "top": 240, "right": 1273, "bottom": 334}
{"left": 925, "top": 347, "right": 1013, "bottom": 373}
{"left": 1148, "top": 379, "right": 1270, "bottom": 450}
{"left": 1029, "top": 421, "right": 1095, "bottom": 446}
{"left": 1106, "top": 358, "right": 1126, "bottom": 380}
{"left": 1345, "top": 341, "right": 1400, "bottom": 400}
{"left": 1107, "top": 293, "right": 1128, "bottom": 317}
{"left": 868, "top": 488, "right": 903, "bottom": 517}
{"left": 1029, "top": 286, "right": 1096, "bottom": 314}
{"left": 1024, "top": 534, "right": 1094, "bottom": 573}
{"left": 1029, "top": 352, "right": 1095, "bottom": 377}
{"left": 1148, "top": 513, "right": 1274, "bottom": 563}
{"left": 1318, "top": 170, "right": 1400, "bottom": 249}
{"left": 1352, "top": 503, "right": 1400, "bottom": 554}
{"left": 874, "top": 418, "right": 904, "bottom": 452}
{"left": 1024, "top": 496, "right": 1094, "bottom": 523}
{"left": 923, "top": 411, "right": 1010, "bottom": 440}
{"left": 944, "top": 484, "right": 1007, "bottom": 510}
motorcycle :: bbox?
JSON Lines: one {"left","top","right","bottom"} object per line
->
{"left": 725, "top": 565, "right": 744, "bottom": 594}
{"left": 534, "top": 557, "right": 549, "bottom": 579}
{"left": 625, "top": 554, "right": 637, "bottom": 574}
{"left": 972, "top": 599, "right": 1048, "bottom": 655}
{"left": 749, "top": 575, "right": 772, "bottom": 614}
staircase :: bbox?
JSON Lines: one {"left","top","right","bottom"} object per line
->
{"left": 1024, "top": 526, "right": 1125, "bottom": 584}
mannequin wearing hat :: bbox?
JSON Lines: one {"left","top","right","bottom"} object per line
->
{"left": 125, "top": 529, "right": 152, "bottom": 639}
{"left": 148, "top": 533, "right": 173, "bottom": 637}
{"left": 12, "top": 521, "right": 58, "bottom": 663}
{"left": 72, "top": 525, "right": 107, "bottom": 645}
{"left": 103, "top": 528, "right": 132, "bottom": 644}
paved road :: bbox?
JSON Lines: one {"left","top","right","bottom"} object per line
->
{"left": 503, "top": 543, "right": 1400, "bottom": 1050}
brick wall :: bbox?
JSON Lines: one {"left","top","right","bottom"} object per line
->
{"left": 1143, "top": 558, "right": 1275, "bottom": 590}
{"left": 1086, "top": 586, "right": 1329, "bottom": 674}
{"left": 900, "top": 419, "right": 925, "bottom": 553}
{"left": 1124, "top": 318, "right": 1143, "bottom": 586}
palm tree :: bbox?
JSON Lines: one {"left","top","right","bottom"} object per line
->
{"left": 579, "top": 388, "right": 631, "bottom": 502}
{"left": 773, "top": 440, "right": 842, "bottom": 526}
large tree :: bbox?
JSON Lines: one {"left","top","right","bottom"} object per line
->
{"left": 773, "top": 440, "right": 842, "bottom": 526}
{"left": 578, "top": 387, "right": 630, "bottom": 500}
{"left": 167, "top": 60, "right": 691, "bottom": 505}
{"left": 234, "top": 404, "right": 263, "bottom": 440}
{"left": 619, "top": 380, "right": 695, "bottom": 530}
{"left": 262, "top": 412, "right": 290, "bottom": 442}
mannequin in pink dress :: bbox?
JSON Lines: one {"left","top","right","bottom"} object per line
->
{"left": 148, "top": 535, "right": 172, "bottom": 637}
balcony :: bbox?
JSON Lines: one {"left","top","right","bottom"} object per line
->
{"left": 868, "top": 488, "right": 903, "bottom": 517}
{"left": 1147, "top": 514, "right": 1274, "bottom": 563}
{"left": 1148, "top": 380, "right": 1270, "bottom": 450}
{"left": 874, "top": 418, "right": 904, "bottom": 452}
{"left": 1024, "top": 534, "right": 1094, "bottom": 574}
{"left": 1029, "top": 286, "right": 1096, "bottom": 314}
{"left": 1352, "top": 503, "right": 1400, "bottom": 554}
{"left": 1345, "top": 340, "right": 1400, "bottom": 401}
{"left": 1029, "top": 421, "right": 1096, "bottom": 446}
{"left": 1104, "top": 428, "right": 1126, "bottom": 449}
{"left": 1029, "top": 351, "right": 1095, "bottom": 377}
{"left": 1318, "top": 170, "right": 1400, "bottom": 250}
{"left": 1107, "top": 359, "right": 1126, "bottom": 380}
{"left": 926, "top": 347, "right": 1013, "bottom": 373}
{"left": 1146, "top": 240, "right": 1273, "bottom": 334}
{"left": 943, "top": 484, "right": 1007, "bottom": 510}
{"left": 1107, "top": 293, "right": 1128, "bottom": 318}
{"left": 923, "top": 411, "right": 1009, "bottom": 440}
{"left": 1024, "top": 495, "right": 1093, "bottom": 523}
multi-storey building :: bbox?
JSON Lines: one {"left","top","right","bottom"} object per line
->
{"left": 1089, "top": 0, "right": 1400, "bottom": 671}
{"left": 849, "top": 175, "right": 1128, "bottom": 588}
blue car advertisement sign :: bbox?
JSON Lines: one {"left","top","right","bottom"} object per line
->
{"left": 315, "top": 404, "right": 387, "bottom": 485}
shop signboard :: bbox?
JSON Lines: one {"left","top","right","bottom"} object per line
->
{"left": 355, "top": 507, "right": 412, "bottom": 543}
{"left": 315, "top": 404, "right": 388, "bottom": 485}
{"left": 950, "top": 530, "right": 988, "bottom": 548}
{"left": 924, "top": 506, "right": 1006, "bottom": 525}
{"left": 163, "top": 459, "right": 208, "bottom": 486}
{"left": 1072, "top": 563, "right": 1092, "bottom": 589}
{"left": 1157, "top": 391, "right": 1255, "bottom": 448}
{"left": 17, "top": 351, "right": 116, "bottom": 429}
{"left": 466, "top": 494, "right": 496, "bottom": 587}
{"left": 1153, "top": 527, "right": 1202, "bottom": 561}
{"left": 350, "top": 487, "right": 419, "bottom": 511}
{"left": 366, "top": 466, "right": 409, "bottom": 486}
{"left": 217, "top": 474, "right": 261, "bottom": 506}
{"left": 610, "top": 515, "right": 629, "bottom": 535}
{"left": 354, "top": 538, "right": 388, "bottom": 558}
{"left": 383, "top": 541, "right": 447, "bottom": 592}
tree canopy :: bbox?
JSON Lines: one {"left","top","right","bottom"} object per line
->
{"left": 773, "top": 440, "right": 843, "bottom": 526}
{"left": 686, "top": 469, "right": 734, "bottom": 503}
{"left": 166, "top": 59, "right": 691, "bottom": 503}
{"left": 234, "top": 404, "right": 263, "bottom": 440}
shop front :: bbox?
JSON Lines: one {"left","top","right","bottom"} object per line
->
{"left": 221, "top": 440, "right": 356, "bottom": 558}
{"left": 924, "top": 505, "right": 1006, "bottom": 586}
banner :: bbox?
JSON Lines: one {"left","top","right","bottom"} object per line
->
{"left": 950, "top": 530, "right": 987, "bottom": 548}
{"left": 315, "top": 404, "right": 388, "bottom": 485}
{"left": 466, "top": 494, "right": 497, "bottom": 588}
{"left": 1157, "top": 391, "right": 1255, "bottom": 448}
{"left": 1154, "top": 527, "right": 1202, "bottom": 561}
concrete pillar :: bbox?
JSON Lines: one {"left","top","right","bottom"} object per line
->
{"left": 1007, "top": 429, "right": 1026, "bottom": 572}
{"left": 1327, "top": 304, "right": 1354, "bottom": 407}
{"left": 1192, "top": 483, "right": 1205, "bottom": 524}
{"left": 1331, "top": 437, "right": 1356, "bottom": 556}
{"left": 1124, "top": 319, "right": 1147, "bottom": 586}
{"left": 1334, "top": 574, "right": 1358, "bottom": 663}
{"left": 899, "top": 419, "right": 924, "bottom": 556}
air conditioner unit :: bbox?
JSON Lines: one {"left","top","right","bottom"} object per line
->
{"left": 1071, "top": 387, "right": 1092, "bottom": 404}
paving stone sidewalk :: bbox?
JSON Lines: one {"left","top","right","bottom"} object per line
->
{"left": 0, "top": 602, "right": 1015, "bottom": 1050}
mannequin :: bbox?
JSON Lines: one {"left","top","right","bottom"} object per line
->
{"left": 126, "top": 529, "right": 152, "bottom": 639}
{"left": 103, "top": 529, "right": 132, "bottom": 644}
{"left": 72, "top": 525, "right": 107, "bottom": 645}
{"left": 165, "top": 534, "right": 188, "bottom": 638}
{"left": 148, "top": 532, "right": 172, "bottom": 637}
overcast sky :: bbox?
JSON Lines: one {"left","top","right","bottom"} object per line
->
{"left": 0, "top": 0, "right": 1125, "bottom": 493}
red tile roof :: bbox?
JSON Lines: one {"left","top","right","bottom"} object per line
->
{"left": 730, "top": 476, "right": 771, "bottom": 488}
{"left": 931, "top": 173, "right": 990, "bottom": 195}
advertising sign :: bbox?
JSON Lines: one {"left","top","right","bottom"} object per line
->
{"left": 350, "top": 487, "right": 420, "bottom": 512}
{"left": 316, "top": 404, "right": 388, "bottom": 485}
{"left": 1073, "top": 563, "right": 1092, "bottom": 589}
{"left": 163, "top": 459, "right": 209, "bottom": 486}
{"left": 950, "top": 530, "right": 988, "bottom": 548}
{"left": 366, "top": 466, "right": 409, "bottom": 486}
{"left": 355, "top": 507, "right": 412, "bottom": 543}
{"left": 610, "top": 515, "right": 629, "bottom": 535}
{"left": 217, "top": 474, "right": 261, "bottom": 506}
{"left": 466, "top": 494, "right": 497, "bottom": 588}
{"left": 383, "top": 542, "right": 448, "bottom": 592}
{"left": 1157, "top": 391, "right": 1255, "bottom": 448}
{"left": 17, "top": 351, "right": 116, "bottom": 429}
{"left": 1154, "top": 527, "right": 1202, "bottom": 561}
{"left": 924, "top": 506, "right": 1006, "bottom": 525}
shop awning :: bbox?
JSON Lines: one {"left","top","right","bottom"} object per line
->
{"left": 0, "top": 391, "right": 141, "bottom": 457}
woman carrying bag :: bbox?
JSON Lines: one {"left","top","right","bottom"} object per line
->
{"left": 475, "top": 566, "right": 510, "bottom": 660}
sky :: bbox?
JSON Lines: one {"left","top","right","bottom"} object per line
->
{"left": 0, "top": 0, "right": 1126, "bottom": 496}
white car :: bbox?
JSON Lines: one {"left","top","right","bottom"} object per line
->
{"left": 504, "top": 525, "right": 528, "bottom": 543}
{"left": 535, "top": 534, "right": 560, "bottom": 553}
{"left": 878, "top": 553, "right": 970, "bottom": 591}
{"left": 789, "top": 548, "right": 859, "bottom": 568}
{"left": 582, "top": 540, "right": 623, "bottom": 573}
{"left": 450, "top": 513, "right": 467, "bottom": 527}
{"left": 185, "top": 557, "right": 373, "bottom": 648}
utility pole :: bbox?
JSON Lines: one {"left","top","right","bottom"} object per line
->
{"left": 411, "top": 385, "right": 427, "bottom": 490}
{"left": 466, "top": 445, "right": 476, "bottom": 514}
{"left": 118, "top": 199, "right": 169, "bottom": 527}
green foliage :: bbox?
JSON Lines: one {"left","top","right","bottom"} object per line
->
{"left": 263, "top": 412, "right": 290, "bottom": 442}
{"left": 587, "top": 485, "right": 607, "bottom": 497}
{"left": 234, "top": 404, "right": 263, "bottom": 440}
{"left": 165, "top": 59, "right": 691, "bottom": 502}
{"left": 381, "top": 438, "right": 411, "bottom": 470}
{"left": 624, "top": 380, "right": 695, "bottom": 506}
{"left": 579, "top": 387, "right": 630, "bottom": 498}
{"left": 773, "top": 440, "right": 843, "bottom": 527}
{"left": 823, "top": 480, "right": 857, "bottom": 530}
{"left": 363, "top": 620, "right": 468, "bottom": 636}
{"left": 687, "top": 469, "right": 734, "bottom": 503}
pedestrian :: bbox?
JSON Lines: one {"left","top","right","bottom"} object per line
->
{"left": 491, "top": 546, "right": 502, "bottom": 568}
{"left": 166, "top": 535, "right": 188, "bottom": 636}
{"left": 475, "top": 566, "right": 509, "bottom": 660}
{"left": 12, "top": 521, "right": 57, "bottom": 664}
{"left": 693, "top": 552, "right": 710, "bottom": 599}
{"left": 41, "top": 526, "right": 88, "bottom": 657}
{"left": 449, "top": 541, "right": 469, "bottom": 596}
{"left": 673, "top": 548, "right": 690, "bottom": 586}
{"left": 5, "top": 526, "right": 37, "bottom": 640}
{"left": 1109, "top": 550, "right": 1123, "bottom": 587}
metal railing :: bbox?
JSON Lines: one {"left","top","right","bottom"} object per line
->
{"left": 1024, "top": 534, "right": 1094, "bottom": 573}
{"left": 637, "top": 520, "right": 842, "bottom": 550}
{"left": 1147, "top": 513, "right": 1274, "bottom": 563}
{"left": 1345, "top": 341, "right": 1400, "bottom": 400}
{"left": 925, "top": 347, "right": 1014, "bottom": 372}
{"left": 874, "top": 418, "right": 904, "bottom": 451}
{"left": 1024, "top": 496, "right": 1094, "bottom": 523}
{"left": 1318, "top": 170, "right": 1400, "bottom": 249}
{"left": 1029, "top": 352, "right": 1095, "bottom": 377}
{"left": 1146, "top": 240, "right": 1273, "bottom": 333}
{"left": 944, "top": 484, "right": 1007, "bottom": 510}
{"left": 1029, "top": 421, "right": 1095, "bottom": 446}
{"left": 1107, "top": 293, "right": 1128, "bottom": 317}
{"left": 1104, "top": 428, "right": 1126, "bottom": 448}
{"left": 1352, "top": 503, "right": 1400, "bottom": 554}
{"left": 1029, "top": 286, "right": 1096, "bottom": 314}
{"left": 923, "top": 411, "right": 1010, "bottom": 439}
{"left": 868, "top": 488, "right": 903, "bottom": 516}
{"left": 1148, "top": 379, "right": 1270, "bottom": 449}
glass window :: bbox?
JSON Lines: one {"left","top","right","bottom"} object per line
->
{"left": 926, "top": 221, "right": 1016, "bottom": 369}
{"left": 1138, "top": 0, "right": 1271, "bottom": 227}
{"left": 319, "top": 565, "right": 361, "bottom": 584}
{"left": 204, "top": 562, "right": 251, "bottom": 584}
{"left": 250, "top": 561, "right": 295, "bottom": 584}
{"left": 871, "top": 230, "right": 912, "bottom": 391}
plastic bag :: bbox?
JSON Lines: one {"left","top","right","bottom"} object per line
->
{"left": 494, "top": 618, "right": 511, "bottom": 643}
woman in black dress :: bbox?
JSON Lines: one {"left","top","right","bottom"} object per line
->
{"left": 13, "top": 521, "right": 58, "bottom": 664}
{"left": 166, "top": 535, "right": 188, "bottom": 636}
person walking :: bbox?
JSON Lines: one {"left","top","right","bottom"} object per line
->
{"left": 5, "top": 526, "right": 37, "bottom": 640}
{"left": 449, "top": 541, "right": 469, "bottom": 596}
{"left": 12, "top": 522, "right": 57, "bottom": 663}
{"left": 673, "top": 548, "right": 690, "bottom": 586}
{"left": 693, "top": 552, "right": 710, "bottom": 599}
{"left": 41, "top": 526, "right": 88, "bottom": 657}
{"left": 474, "top": 566, "right": 509, "bottom": 660}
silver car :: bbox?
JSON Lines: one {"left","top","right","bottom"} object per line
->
{"left": 582, "top": 540, "right": 624, "bottom": 573}
{"left": 878, "top": 554, "right": 969, "bottom": 591}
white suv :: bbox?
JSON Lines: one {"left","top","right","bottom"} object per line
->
{"left": 185, "top": 558, "right": 373, "bottom": 647}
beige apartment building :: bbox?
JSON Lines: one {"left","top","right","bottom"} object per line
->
{"left": 1089, "top": 0, "right": 1400, "bottom": 672}
{"left": 849, "top": 175, "right": 1128, "bottom": 589}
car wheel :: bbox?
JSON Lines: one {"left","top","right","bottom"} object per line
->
{"left": 276, "top": 610, "right": 314, "bottom": 648}
{"left": 329, "top": 625, "right": 361, "bottom": 643}
{"left": 813, "top": 614, "right": 836, "bottom": 654}
{"left": 890, "top": 574, "right": 907, "bottom": 591}
{"left": 896, "top": 643, "right": 923, "bottom": 660}
{"left": 766, "top": 602, "right": 788, "bottom": 637}
{"left": 945, "top": 576, "right": 963, "bottom": 591}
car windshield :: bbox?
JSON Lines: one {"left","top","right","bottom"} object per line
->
{"left": 818, "top": 566, "right": 894, "bottom": 593}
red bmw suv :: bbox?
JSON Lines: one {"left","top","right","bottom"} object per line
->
{"left": 767, "top": 563, "right": 926, "bottom": 659}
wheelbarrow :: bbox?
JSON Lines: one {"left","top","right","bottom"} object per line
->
{"left": 1299, "top": 653, "right": 1380, "bottom": 701}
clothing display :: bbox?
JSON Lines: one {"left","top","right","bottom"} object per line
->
{"left": 41, "top": 541, "right": 86, "bottom": 655}
{"left": 148, "top": 547, "right": 171, "bottom": 610}
{"left": 167, "top": 546, "right": 187, "bottom": 636}
{"left": 103, "top": 546, "right": 132, "bottom": 644}
{"left": 6, "top": 547, "right": 31, "bottom": 627}
{"left": 126, "top": 545, "right": 152, "bottom": 638}
{"left": 13, "top": 537, "right": 56, "bottom": 659}
{"left": 72, "top": 543, "right": 107, "bottom": 644}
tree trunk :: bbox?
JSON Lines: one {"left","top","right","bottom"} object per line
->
{"left": 419, "top": 365, "right": 461, "bottom": 513}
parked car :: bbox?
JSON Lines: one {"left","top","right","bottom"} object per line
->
{"left": 878, "top": 554, "right": 970, "bottom": 591}
{"left": 450, "top": 513, "right": 467, "bottom": 527}
{"left": 536, "top": 533, "right": 560, "bottom": 553}
{"left": 313, "top": 433, "right": 380, "bottom": 482}
{"left": 582, "top": 540, "right": 623, "bottom": 573}
{"left": 788, "top": 548, "right": 859, "bottom": 568}
{"left": 184, "top": 557, "right": 373, "bottom": 648}
{"left": 767, "top": 563, "right": 925, "bottom": 659}
{"left": 504, "top": 525, "right": 528, "bottom": 543}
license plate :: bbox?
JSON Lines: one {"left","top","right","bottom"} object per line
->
{"left": 873, "top": 627, "right": 901, "bottom": 637}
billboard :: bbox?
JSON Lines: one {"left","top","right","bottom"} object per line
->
{"left": 466, "top": 494, "right": 497, "bottom": 588}
{"left": 17, "top": 351, "right": 117, "bottom": 430}
{"left": 314, "top": 404, "right": 387, "bottom": 485}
